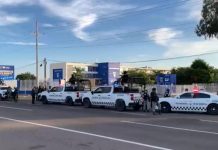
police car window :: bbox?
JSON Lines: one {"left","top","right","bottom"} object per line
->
{"left": 114, "top": 87, "right": 123, "bottom": 93}
{"left": 95, "top": 87, "right": 111, "bottom": 93}
{"left": 57, "top": 87, "right": 63, "bottom": 92}
{"left": 194, "top": 93, "right": 210, "bottom": 98}
{"left": 50, "top": 87, "right": 57, "bottom": 92}
{"left": 64, "top": 87, "right": 74, "bottom": 92}
{"left": 180, "top": 93, "right": 192, "bottom": 99}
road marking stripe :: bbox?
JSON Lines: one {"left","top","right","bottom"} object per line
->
{"left": 121, "top": 120, "right": 218, "bottom": 135}
{"left": 200, "top": 119, "right": 218, "bottom": 124}
{"left": 0, "top": 106, "right": 32, "bottom": 111}
{"left": 0, "top": 117, "right": 172, "bottom": 150}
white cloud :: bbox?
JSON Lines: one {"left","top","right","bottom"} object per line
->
{"left": 0, "top": 0, "right": 34, "bottom": 6}
{"left": 164, "top": 39, "right": 218, "bottom": 57}
{"left": 42, "top": 23, "right": 55, "bottom": 28}
{"left": 147, "top": 28, "right": 183, "bottom": 46}
{"left": 38, "top": 0, "right": 135, "bottom": 41}
{"left": 0, "top": 12, "right": 28, "bottom": 26}
{"left": 176, "top": 0, "right": 203, "bottom": 22}
{"left": 0, "top": 41, "right": 47, "bottom": 46}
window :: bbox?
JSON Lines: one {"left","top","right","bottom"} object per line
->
{"left": 64, "top": 87, "right": 75, "bottom": 92}
{"left": 194, "top": 93, "right": 210, "bottom": 98}
{"left": 50, "top": 87, "right": 63, "bottom": 92}
{"left": 180, "top": 93, "right": 193, "bottom": 99}
{"left": 94, "top": 87, "right": 112, "bottom": 93}
{"left": 50, "top": 87, "right": 57, "bottom": 92}
{"left": 113, "top": 87, "right": 123, "bottom": 93}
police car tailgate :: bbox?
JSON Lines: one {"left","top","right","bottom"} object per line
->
{"left": 129, "top": 93, "right": 142, "bottom": 104}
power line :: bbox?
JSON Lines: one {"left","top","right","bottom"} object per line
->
{"left": 42, "top": 23, "right": 194, "bottom": 45}
{"left": 45, "top": 50, "right": 218, "bottom": 66}
{"left": 122, "top": 50, "right": 218, "bottom": 64}
{"left": 42, "top": 0, "right": 197, "bottom": 32}
{"left": 41, "top": 36, "right": 196, "bottom": 49}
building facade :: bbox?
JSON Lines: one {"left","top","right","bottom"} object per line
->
{"left": 50, "top": 62, "right": 120, "bottom": 86}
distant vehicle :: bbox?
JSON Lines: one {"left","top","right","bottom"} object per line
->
{"left": 160, "top": 91, "right": 218, "bottom": 115}
{"left": 82, "top": 85, "right": 143, "bottom": 111}
{"left": 0, "top": 86, "right": 9, "bottom": 100}
{"left": 40, "top": 79, "right": 91, "bottom": 105}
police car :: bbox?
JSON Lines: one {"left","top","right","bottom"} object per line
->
{"left": 82, "top": 86, "right": 143, "bottom": 111}
{"left": 160, "top": 91, "right": 218, "bottom": 115}
{"left": 40, "top": 86, "right": 84, "bottom": 105}
{"left": 0, "top": 86, "right": 9, "bottom": 100}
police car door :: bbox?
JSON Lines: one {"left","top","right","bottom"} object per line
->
{"left": 55, "top": 87, "right": 64, "bottom": 103}
{"left": 191, "top": 92, "right": 210, "bottom": 112}
{"left": 92, "top": 87, "right": 102, "bottom": 106}
{"left": 48, "top": 87, "right": 57, "bottom": 102}
{"left": 173, "top": 92, "right": 193, "bottom": 112}
{"left": 99, "top": 87, "right": 112, "bottom": 107}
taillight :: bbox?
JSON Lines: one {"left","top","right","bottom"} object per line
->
{"left": 77, "top": 92, "right": 79, "bottom": 98}
{"left": 130, "top": 94, "right": 134, "bottom": 101}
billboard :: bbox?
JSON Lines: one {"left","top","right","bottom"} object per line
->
{"left": 108, "top": 63, "right": 120, "bottom": 85}
{"left": 156, "top": 74, "right": 176, "bottom": 85}
{"left": 53, "top": 69, "right": 63, "bottom": 81}
{"left": 0, "top": 65, "right": 14, "bottom": 80}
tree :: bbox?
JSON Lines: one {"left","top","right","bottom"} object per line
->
{"left": 171, "top": 59, "right": 214, "bottom": 84}
{"left": 196, "top": 0, "right": 218, "bottom": 38}
{"left": 68, "top": 67, "right": 84, "bottom": 84}
{"left": 16, "top": 72, "right": 36, "bottom": 80}
{"left": 126, "top": 70, "right": 148, "bottom": 85}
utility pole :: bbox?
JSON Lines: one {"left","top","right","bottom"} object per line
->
{"left": 35, "top": 20, "right": 39, "bottom": 87}
{"left": 43, "top": 58, "right": 47, "bottom": 89}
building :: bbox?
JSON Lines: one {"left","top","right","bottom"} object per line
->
{"left": 50, "top": 62, "right": 120, "bottom": 86}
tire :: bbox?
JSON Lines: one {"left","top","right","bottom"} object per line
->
{"left": 115, "top": 99, "right": 126, "bottom": 111}
{"left": 207, "top": 104, "right": 218, "bottom": 115}
{"left": 161, "top": 102, "right": 171, "bottom": 113}
{"left": 42, "top": 96, "right": 48, "bottom": 104}
{"left": 83, "top": 98, "right": 91, "bottom": 108}
{"left": 66, "top": 97, "right": 74, "bottom": 106}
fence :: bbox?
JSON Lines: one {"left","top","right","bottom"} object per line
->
{"left": 18, "top": 80, "right": 37, "bottom": 95}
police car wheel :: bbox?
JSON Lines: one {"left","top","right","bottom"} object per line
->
{"left": 66, "top": 97, "right": 74, "bottom": 106}
{"left": 115, "top": 100, "right": 126, "bottom": 111}
{"left": 161, "top": 102, "right": 171, "bottom": 113}
{"left": 42, "top": 96, "right": 48, "bottom": 104}
{"left": 83, "top": 98, "right": 91, "bottom": 108}
{"left": 207, "top": 104, "right": 218, "bottom": 115}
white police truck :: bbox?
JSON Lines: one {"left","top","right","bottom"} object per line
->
{"left": 160, "top": 91, "right": 218, "bottom": 115}
{"left": 0, "top": 86, "right": 9, "bottom": 100}
{"left": 82, "top": 86, "right": 143, "bottom": 111}
{"left": 40, "top": 86, "right": 81, "bottom": 105}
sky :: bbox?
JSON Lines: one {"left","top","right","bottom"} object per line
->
{"left": 0, "top": 0, "right": 218, "bottom": 79}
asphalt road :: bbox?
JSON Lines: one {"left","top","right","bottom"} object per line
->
{"left": 0, "top": 100, "right": 218, "bottom": 150}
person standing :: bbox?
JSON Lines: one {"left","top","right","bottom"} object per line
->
{"left": 143, "top": 90, "right": 150, "bottom": 112}
{"left": 150, "top": 88, "right": 161, "bottom": 115}
{"left": 12, "top": 87, "right": 18, "bottom": 102}
{"left": 31, "top": 87, "right": 37, "bottom": 104}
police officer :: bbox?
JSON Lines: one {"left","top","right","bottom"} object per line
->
{"left": 143, "top": 90, "right": 150, "bottom": 112}
{"left": 31, "top": 87, "right": 37, "bottom": 104}
{"left": 150, "top": 88, "right": 161, "bottom": 115}
{"left": 164, "top": 88, "right": 170, "bottom": 97}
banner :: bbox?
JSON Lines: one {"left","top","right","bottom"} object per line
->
{"left": 0, "top": 65, "right": 14, "bottom": 80}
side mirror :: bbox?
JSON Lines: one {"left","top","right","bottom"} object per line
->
{"left": 176, "top": 96, "right": 180, "bottom": 99}
{"left": 91, "top": 91, "right": 94, "bottom": 95}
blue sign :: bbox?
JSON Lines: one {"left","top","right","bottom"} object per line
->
{"left": 0, "top": 65, "right": 14, "bottom": 80}
{"left": 156, "top": 74, "right": 176, "bottom": 85}
{"left": 53, "top": 69, "right": 63, "bottom": 80}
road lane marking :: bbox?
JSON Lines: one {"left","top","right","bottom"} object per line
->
{"left": 0, "top": 117, "right": 172, "bottom": 150}
{"left": 200, "top": 119, "right": 218, "bottom": 124}
{"left": 0, "top": 106, "right": 32, "bottom": 111}
{"left": 121, "top": 120, "right": 218, "bottom": 135}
